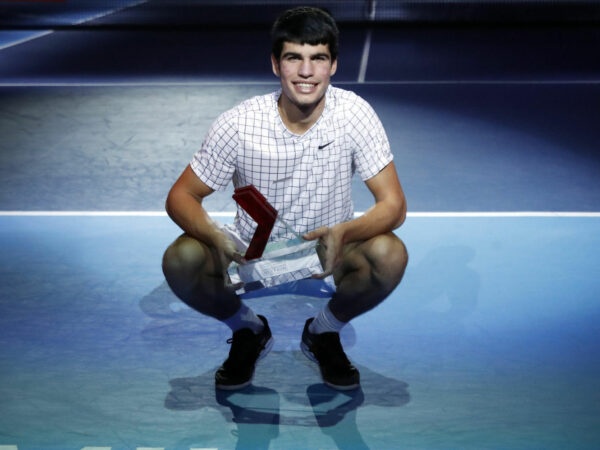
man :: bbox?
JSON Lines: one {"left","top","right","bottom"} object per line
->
{"left": 162, "top": 6, "right": 408, "bottom": 391}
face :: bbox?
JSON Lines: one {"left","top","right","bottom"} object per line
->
{"left": 271, "top": 41, "right": 337, "bottom": 114}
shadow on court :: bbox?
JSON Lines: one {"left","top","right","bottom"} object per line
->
{"left": 165, "top": 357, "right": 410, "bottom": 450}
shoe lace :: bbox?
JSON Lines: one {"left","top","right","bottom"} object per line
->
{"left": 224, "top": 330, "right": 263, "bottom": 368}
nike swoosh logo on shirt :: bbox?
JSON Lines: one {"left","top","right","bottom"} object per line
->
{"left": 318, "top": 141, "right": 334, "bottom": 149}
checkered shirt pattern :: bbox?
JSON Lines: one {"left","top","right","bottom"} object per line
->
{"left": 191, "top": 86, "right": 393, "bottom": 243}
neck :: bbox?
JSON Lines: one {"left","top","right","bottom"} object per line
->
{"left": 278, "top": 94, "right": 326, "bottom": 135}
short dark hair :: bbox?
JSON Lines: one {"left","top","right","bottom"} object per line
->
{"left": 271, "top": 6, "right": 339, "bottom": 62}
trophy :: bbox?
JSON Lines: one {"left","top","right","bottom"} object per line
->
{"left": 227, "top": 185, "right": 323, "bottom": 294}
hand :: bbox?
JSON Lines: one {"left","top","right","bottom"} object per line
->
{"left": 213, "top": 230, "right": 246, "bottom": 264}
{"left": 303, "top": 225, "right": 344, "bottom": 279}
{"left": 214, "top": 231, "right": 246, "bottom": 291}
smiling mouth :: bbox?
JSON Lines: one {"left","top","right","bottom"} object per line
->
{"left": 294, "top": 82, "right": 318, "bottom": 91}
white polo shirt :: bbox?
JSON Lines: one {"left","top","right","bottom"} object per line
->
{"left": 191, "top": 85, "right": 393, "bottom": 243}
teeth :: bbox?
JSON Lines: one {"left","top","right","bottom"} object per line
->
{"left": 297, "top": 83, "right": 314, "bottom": 88}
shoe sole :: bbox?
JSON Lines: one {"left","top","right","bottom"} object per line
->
{"left": 300, "top": 340, "right": 360, "bottom": 391}
{"left": 300, "top": 340, "right": 318, "bottom": 363}
{"left": 215, "top": 336, "right": 274, "bottom": 391}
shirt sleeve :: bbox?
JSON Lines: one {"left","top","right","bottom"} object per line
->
{"left": 190, "top": 110, "right": 238, "bottom": 191}
{"left": 347, "top": 96, "right": 393, "bottom": 181}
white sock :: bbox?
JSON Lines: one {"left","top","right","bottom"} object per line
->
{"left": 223, "top": 303, "right": 264, "bottom": 334}
{"left": 309, "top": 304, "right": 346, "bottom": 334}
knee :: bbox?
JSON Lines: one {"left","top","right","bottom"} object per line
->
{"left": 367, "top": 234, "right": 408, "bottom": 285}
{"left": 162, "top": 235, "right": 209, "bottom": 280}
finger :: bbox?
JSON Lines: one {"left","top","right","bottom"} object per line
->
{"left": 303, "top": 226, "right": 327, "bottom": 241}
{"left": 302, "top": 231, "right": 316, "bottom": 241}
{"left": 231, "top": 251, "right": 247, "bottom": 265}
{"left": 224, "top": 278, "right": 245, "bottom": 292}
{"left": 217, "top": 247, "right": 237, "bottom": 287}
{"left": 313, "top": 254, "right": 334, "bottom": 278}
{"left": 311, "top": 270, "right": 333, "bottom": 280}
{"left": 221, "top": 250, "right": 245, "bottom": 292}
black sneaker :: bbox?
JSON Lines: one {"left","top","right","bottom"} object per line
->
{"left": 301, "top": 318, "right": 360, "bottom": 390}
{"left": 215, "top": 315, "right": 273, "bottom": 390}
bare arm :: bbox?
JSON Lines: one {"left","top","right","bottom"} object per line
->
{"left": 165, "top": 165, "right": 238, "bottom": 260}
{"left": 304, "top": 161, "right": 406, "bottom": 276}
{"left": 337, "top": 160, "right": 406, "bottom": 241}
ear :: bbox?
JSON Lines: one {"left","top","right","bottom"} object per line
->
{"left": 330, "top": 58, "right": 338, "bottom": 76}
{"left": 271, "top": 54, "right": 281, "bottom": 77}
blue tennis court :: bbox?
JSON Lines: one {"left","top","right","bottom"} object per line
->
{"left": 1, "top": 1, "right": 599, "bottom": 449}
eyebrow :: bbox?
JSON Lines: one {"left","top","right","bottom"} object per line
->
{"left": 281, "top": 51, "right": 331, "bottom": 60}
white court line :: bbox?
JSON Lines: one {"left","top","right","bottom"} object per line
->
{"left": 358, "top": 0, "right": 376, "bottom": 83}
{"left": 0, "top": 81, "right": 280, "bottom": 88}
{"left": 408, "top": 212, "right": 600, "bottom": 218}
{"left": 1, "top": 211, "right": 599, "bottom": 218}
{"left": 347, "top": 79, "right": 600, "bottom": 86}
{"left": 0, "top": 30, "right": 54, "bottom": 51}
{"left": 357, "top": 29, "right": 372, "bottom": 83}
{"left": 0, "top": 0, "right": 147, "bottom": 52}
{"left": 0, "top": 447, "right": 218, "bottom": 450}
{"left": 0, "top": 211, "right": 170, "bottom": 217}
{"left": 72, "top": 0, "right": 148, "bottom": 26}
{"left": 2, "top": 80, "right": 600, "bottom": 88}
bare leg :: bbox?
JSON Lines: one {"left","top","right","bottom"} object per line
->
{"left": 164, "top": 234, "right": 273, "bottom": 390}
{"left": 328, "top": 232, "right": 408, "bottom": 322}
{"left": 301, "top": 233, "right": 406, "bottom": 389}
{"left": 162, "top": 234, "right": 241, "bottom": 321}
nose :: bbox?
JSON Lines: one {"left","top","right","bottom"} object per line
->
{"left": 298, "top": 58, "right": 313, "bottom": 78}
